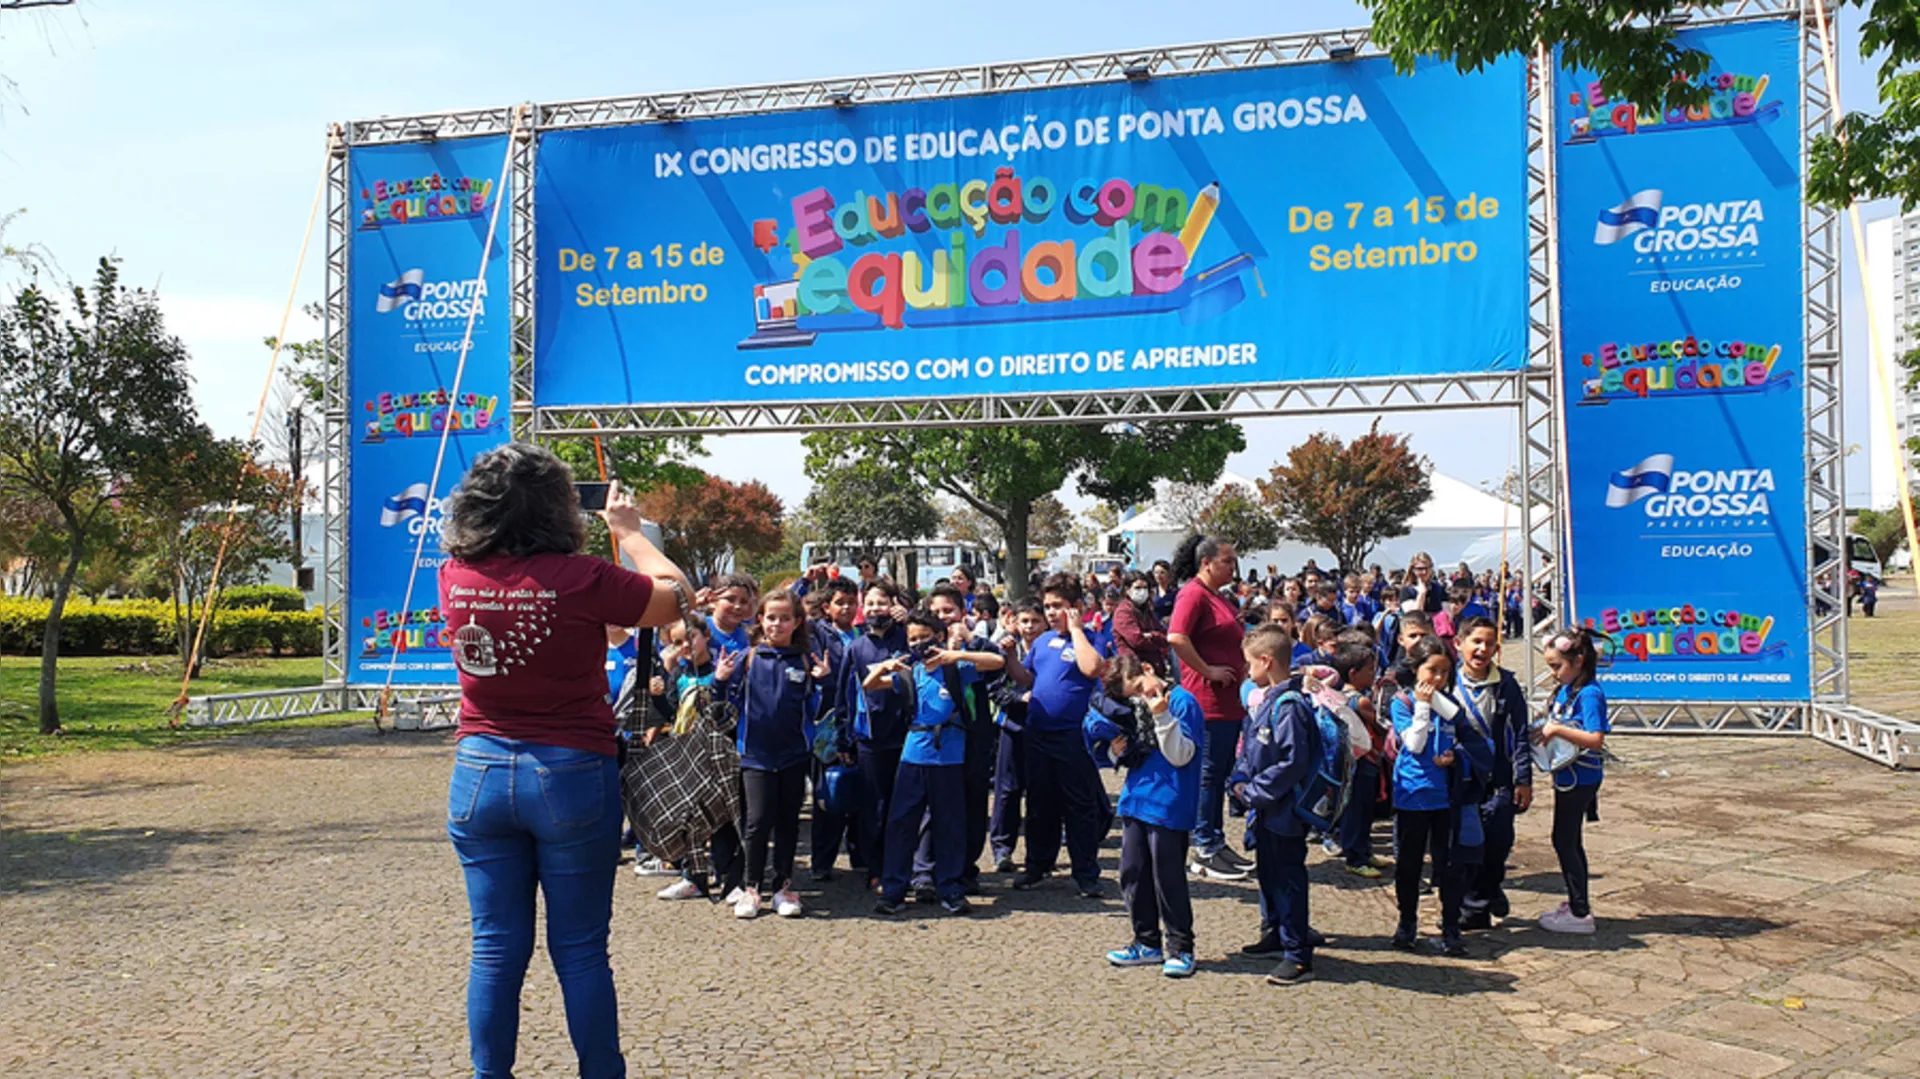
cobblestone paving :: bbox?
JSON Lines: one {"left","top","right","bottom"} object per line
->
{"left": 2, "top": 728, "right": 1916, "bottom": 1077}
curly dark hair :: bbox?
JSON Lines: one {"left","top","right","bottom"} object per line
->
{"left": 440, "top": 442, "right": 586, "bottom": 562}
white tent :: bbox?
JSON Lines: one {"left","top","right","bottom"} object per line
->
{"left": 1103, "top": 470, "right": 1547, "bottom": 576}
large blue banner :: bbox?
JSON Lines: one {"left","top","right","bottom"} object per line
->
{"left": 1556, "top": 21, "right": 1807, "bottom": 701}
{"left": 535, "top": 57, "right": 1528, "bottom": 406}
{"left": 346, "top": 136, "right": 511, "bottom": 684}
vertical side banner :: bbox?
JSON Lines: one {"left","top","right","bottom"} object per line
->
{"left": 346, "top": 136, "right": 511, "bottom": 684}
{"left": 1556, "top": 20, "right": 1807, "bottom": 701}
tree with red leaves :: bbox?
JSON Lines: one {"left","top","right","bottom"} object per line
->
{"left": 640, "top": 475, "right": 784, "bottom": 584}
{"left": 1258, "top": 420, "right": 1432, "bottom": 574}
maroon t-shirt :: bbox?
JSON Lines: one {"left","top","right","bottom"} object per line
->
{"left": 438, "top": 553, "right": 655, "bottom": 756}
{"left": 1169, "top": 578, "right": 1247, "bottom": 722}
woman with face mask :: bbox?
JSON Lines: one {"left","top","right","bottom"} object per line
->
{"left": 1111, "top": 570, "right": 1171, "bottom": 674}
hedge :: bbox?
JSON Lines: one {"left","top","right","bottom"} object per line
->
{"left": 0, "top": 598, "right": 323, "bottom": 657}
{"left": 220, "top": 584, "right": 309, "bottom": 612}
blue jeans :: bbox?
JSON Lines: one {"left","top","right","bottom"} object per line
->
{"left": 447, "top": 734, "right": 626, "bottom": 1079}
{"left": 1192, "top": 719, "right": 1241, "bottom": 856}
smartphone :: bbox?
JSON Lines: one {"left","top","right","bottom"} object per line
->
{"left": 574, "top": 482, "right": 611, "bottom": 512}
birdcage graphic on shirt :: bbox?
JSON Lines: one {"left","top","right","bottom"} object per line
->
{"left": 453, "top": 617, "right": 498, "bottom": 677}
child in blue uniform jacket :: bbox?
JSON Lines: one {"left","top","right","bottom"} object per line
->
{"left": 1093, "top": 654, "right": 1205, "bottom": 978}
{"left": 1534, "top": 627, "right": 1610, "bottom": 935}
{"left": 840, "top": 583, "right": 914, "bottom": 892}
{"left": 1388, "top": 637, "right": 1493, "bottom": 957}
{"left": 865, "top": 613, "right": 1004, "bottom": 916}
{"left": 1229, "top": 623, "right": 1319, "bottom": 987}
{"left": 714, "top": 592, "right": 830, "bottom": 921}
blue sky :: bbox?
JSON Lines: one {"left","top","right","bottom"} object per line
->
{"left": 0, "top": 0, "right": 1887, "bottom": 511}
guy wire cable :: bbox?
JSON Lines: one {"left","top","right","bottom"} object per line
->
{"left": 1812, "top": 0, "right": 1920, "bottom": 572}
{"left": 168, "top": 127, "right": 337, "bottom": 726}
{"left": 375, "top": 108, "right": 523, "bottom": 730}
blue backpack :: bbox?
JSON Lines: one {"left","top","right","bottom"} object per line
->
{"left": 1277, "top": 689, "right": 1355, "bottom": 833}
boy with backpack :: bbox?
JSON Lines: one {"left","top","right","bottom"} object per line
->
{"left": 867, "top": 613, "right": 1005, "bottom": 916}
{"left": 1229, "top": 623, "right": 1322, "bottom": 986}
{"left": 1454, "top": 615, "right": 1533, "bottom": 929}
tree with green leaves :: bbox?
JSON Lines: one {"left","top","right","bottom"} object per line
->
{"left": 1360, "top": 0, "right": 1895, "bottom": 211}
{"left": 1259, "top": 421, "right": 1433, "bottom": 573}
{"left": 0, "top": 259, "right": 204, "bottom": 732}
{"left": 1199, "top": 486, "right": 1283, "bottom": 554}
{"left": 122, "top": 433, "right": 298, "bottom": 675}
{"left": 803, "top": 461, "right": 941, "bottom": 556}
{"left": 804, "top": 420, "right": 1243, "bottom": 599}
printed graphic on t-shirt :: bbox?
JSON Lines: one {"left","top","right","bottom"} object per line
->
{"left": 446, "top": 583, "right": 559, "bottom": 678}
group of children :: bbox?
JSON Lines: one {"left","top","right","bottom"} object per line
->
{"left": 607, "top": 557, "right": 1610, "bottom": 987}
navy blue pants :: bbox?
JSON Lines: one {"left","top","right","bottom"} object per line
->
{"left": 1338, "top": 758, "right": 1382, "bottom": 867}
{"left": 1192, "top": 719, "right": 1242, "bottom": 856}
{"left": 989, "top": 727, "right": 1026, "bottom": 863}
{"left": 1254, "top": 829, "right": 1312, "bottom": 967}
{"left": 1022, "top": 727, "right": 1106, "bottom": 887}
{"left": 809, "top": 758, "right": 861, "bottom": 875}
{"left": 1467, "top": 799, "right": 1517, "bottom": 918}
{"left": 883, "top": 762, "right": 964, "bottom": 903}
{"left": 855, "top": 742, "right": 902, "bottom": 887}
{"left": 1120, "top": 818, "right": 1194, "bottom": 955}
{"left": 916, "top": 721, "right": 997, "bottom": 886}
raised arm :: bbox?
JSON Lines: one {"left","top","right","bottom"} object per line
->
{"left": 602, "top": 480, "right": 695, "bottom": 628}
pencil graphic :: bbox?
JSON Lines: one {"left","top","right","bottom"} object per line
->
{"left": 1751, "top": 74, "right": 1769, "bottom": 103}
{"left": 1179, "top": 182, "right": 1220, "bottom": 255}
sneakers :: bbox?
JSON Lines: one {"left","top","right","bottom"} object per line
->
{"left": 1344, "top": 863, "right": 1383, "bottom": 879}
{"left": 772, "top": 888, "right": 803, "bottom": 918}
{"left": 994, "top": 856, "right": 1018, "bottom": 874}
{"left": 633, "top": 855, "right": 676, "bottom": 877}
{"left": 940, "top": 895, "right": 972, "bottom": 916}
{"left": 1217, "top": 846, "right": 1254, "bottom": 870}
{"left": 1539, "top": 906, "right": 1596, "bottom": 934}
{"left": 1459, "top": 908, "right": 1494, "bottom": 932}
{"left": 656, "top": 879, "right": 704, "bottom": 901}
{"left": 1106, "top": 942, "right": 1165, "bottom": 968}
{"left": 1191, "top": 851, "right": 1251, "bottom": 881}
{"left": 914, "top": 885, "right": 939, "bottom": 905}
{"left": 731, "top": 888, "right": 760, "bottom": 920}
{"left": 1076, "top": 881, "right": 1107, "bottom": 900}
{"left": 873, "top": 897, "right": 907, "bottom": 916}
{"left": 1162, "top": 952, "right": 1196, "bottom": 979}
{"left": 1320, "top": 835, "right": 1341, "bottom": 857}
{"left": 1438, "top": 937, "right": 1470, "bottom": 958}
{"left": 1368, "top": 854, "right": 1394, "bottom": 870}
{"left": 1010, "top": 871, "right": 1048, "bottom": 891}
{"left": 1266, "top": 959, "right": 1314, "bottom": 986}
{"left": 1390, "top": 925, "right": 1420, "bottom": 952}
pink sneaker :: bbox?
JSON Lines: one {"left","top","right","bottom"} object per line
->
{"left": 1539, "top": 906, "right": 1595, "bottom": 934}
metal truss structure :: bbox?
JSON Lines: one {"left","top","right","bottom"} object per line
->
{"left": 187, "top": 0, "right": 1917, "bottom": 770}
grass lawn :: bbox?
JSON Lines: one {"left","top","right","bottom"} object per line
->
{"left": 1843, "top": 600, "right": 1920, "bottom": 720}
{"left": 0, "top": 655, "right": 362, "bottom": 763}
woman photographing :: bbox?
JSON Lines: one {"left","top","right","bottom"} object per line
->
{"left": 438, "top": 442, "right": 694, "bottom": 1079}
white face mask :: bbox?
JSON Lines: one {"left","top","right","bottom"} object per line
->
{"left": 1129, "top": 587, "right": 1151, "bottom": 604}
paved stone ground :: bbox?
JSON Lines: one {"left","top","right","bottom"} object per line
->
{"left": 2, "top": 730, "right": 1916, "bottom": 1078}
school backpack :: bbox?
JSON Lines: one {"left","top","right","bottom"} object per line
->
{"left": 1277, "top": 689, "right": 1355, "bottom": 833}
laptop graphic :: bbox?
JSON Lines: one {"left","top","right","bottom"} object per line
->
{"left": 737, "top": 280, "right": 817, "bottom": 350}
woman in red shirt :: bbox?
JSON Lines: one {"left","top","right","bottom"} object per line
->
{"left": 1166, "top": 534, "right": 1251, "bottom": 881}
{"left": 438, "top": 442, "right": 691, "bottom": 1079}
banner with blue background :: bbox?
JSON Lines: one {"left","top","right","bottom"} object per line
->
{"left": 534, "top": 56, "right": 1529, "bottom": 407}
{"left": 346, "top": 136, "right": 511, "bottom": 684}
{"left": 1556, "top": 20, "right": 1807, "bottom": 701}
